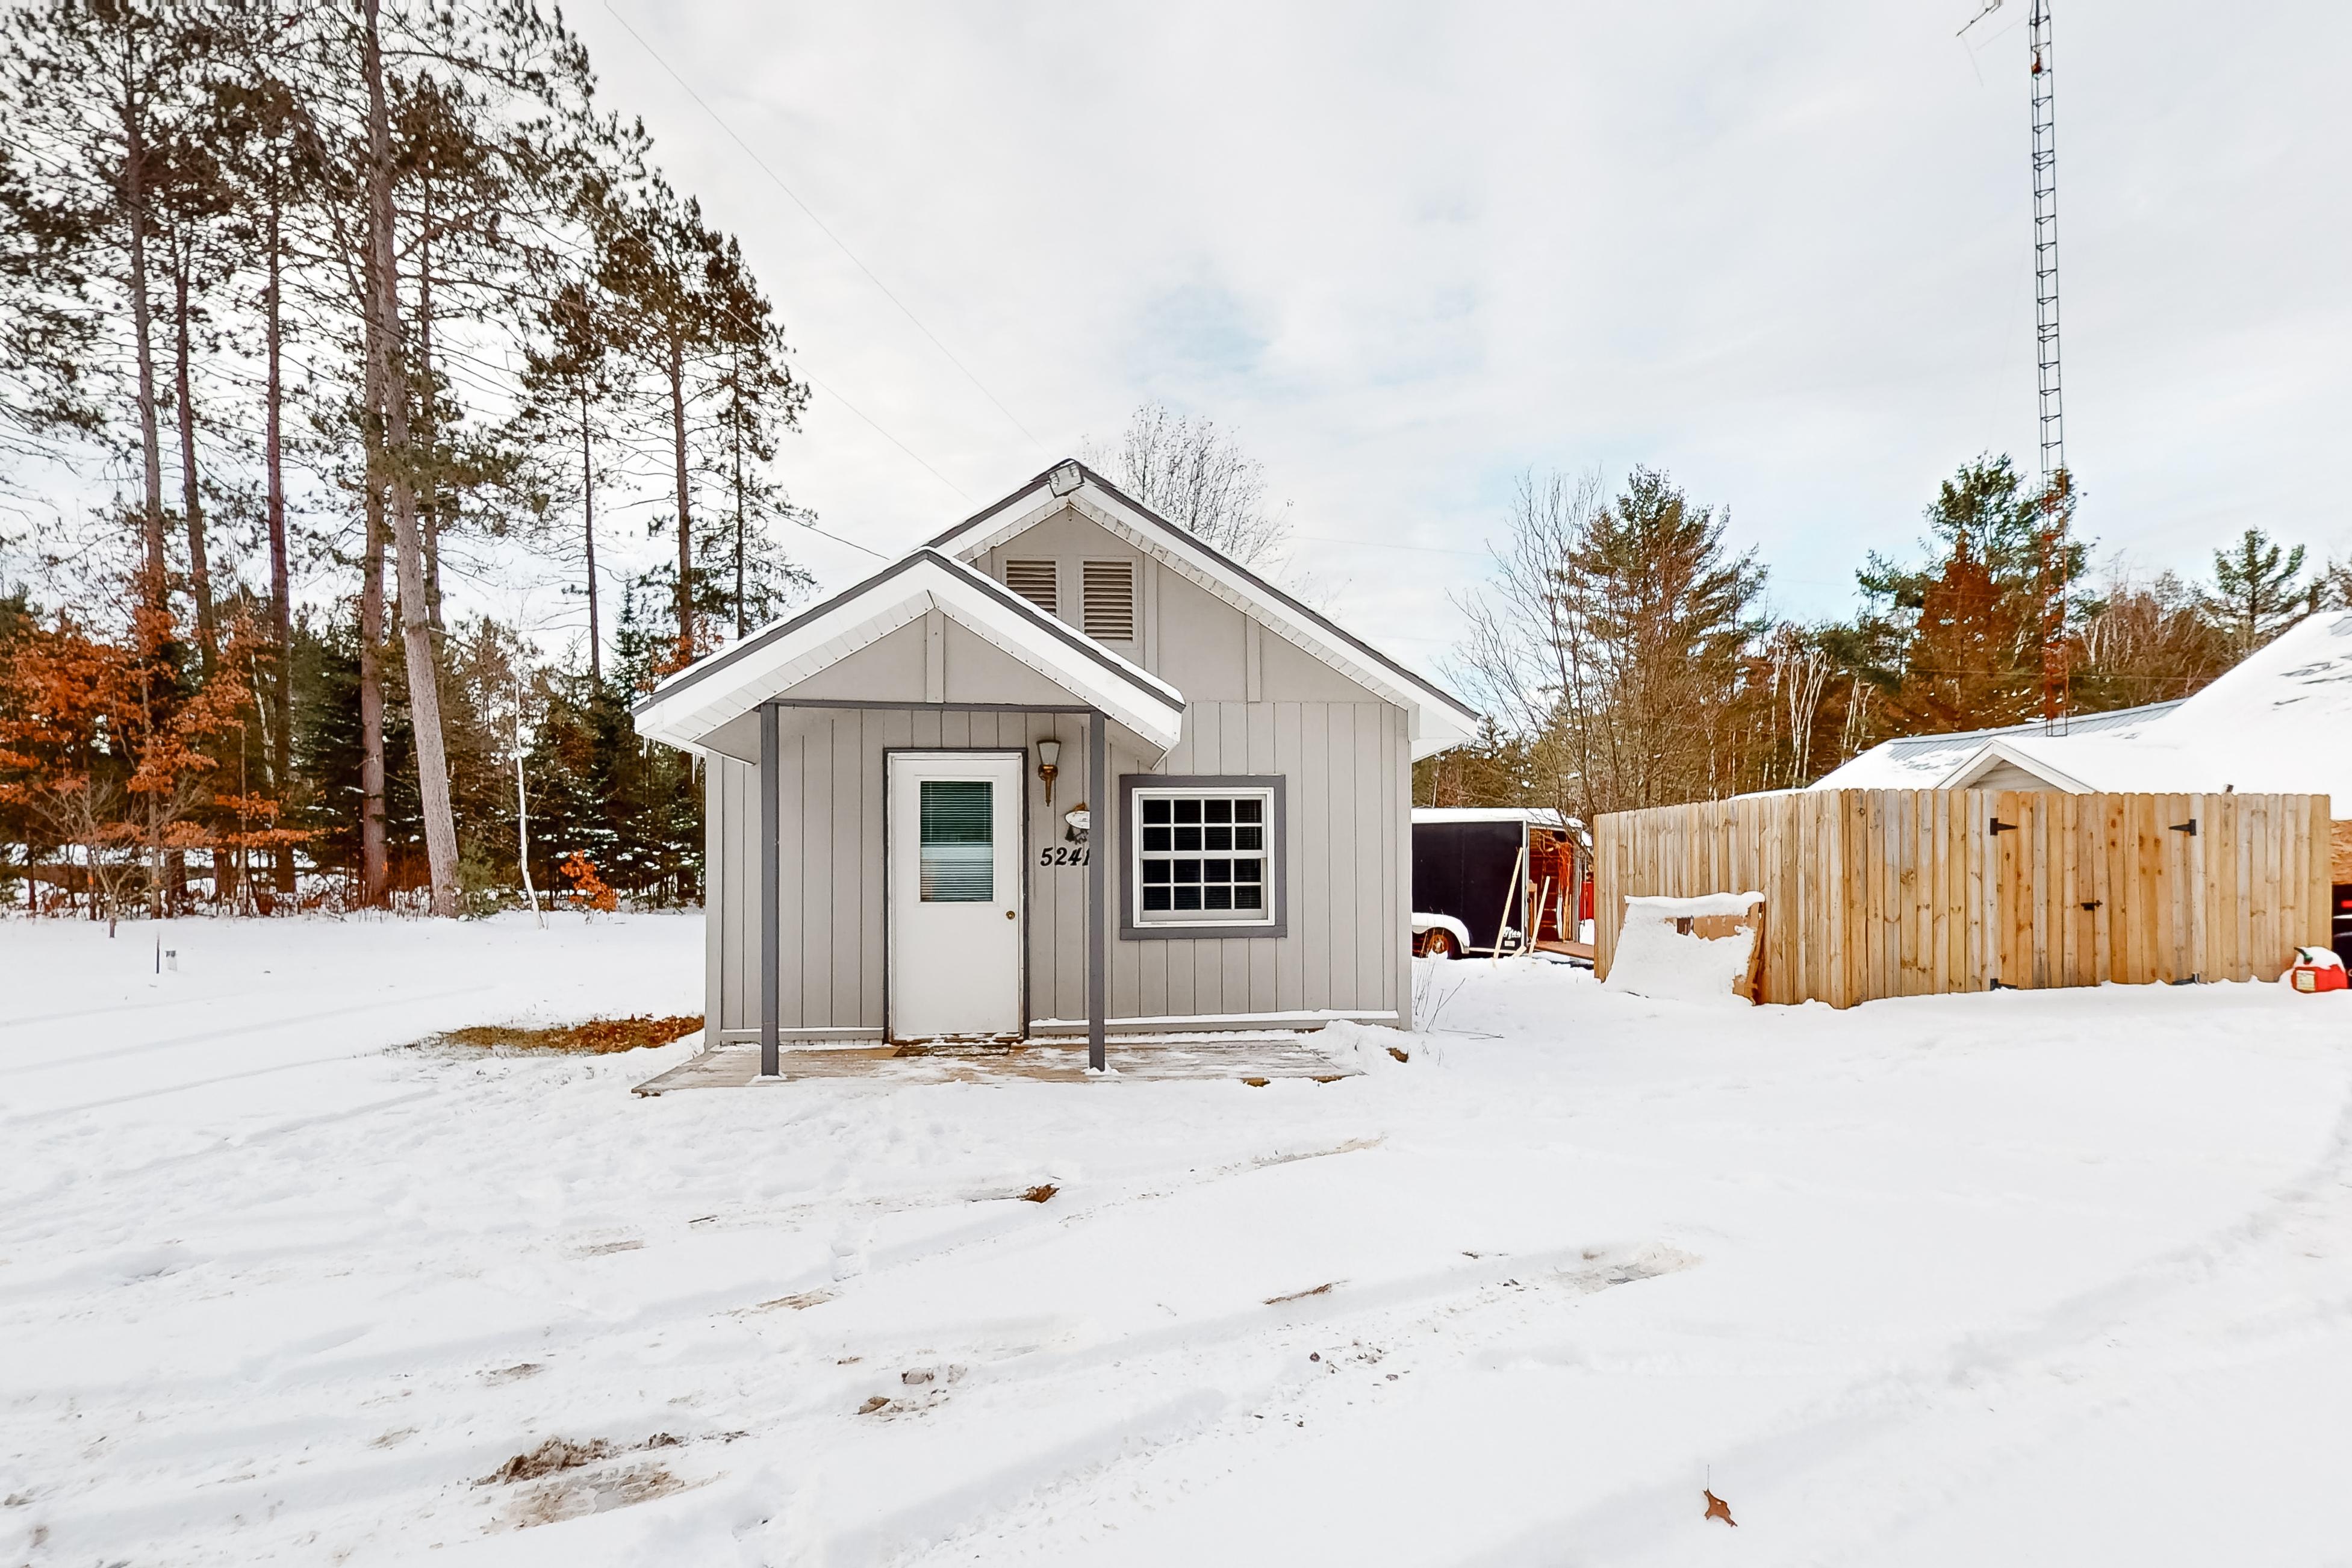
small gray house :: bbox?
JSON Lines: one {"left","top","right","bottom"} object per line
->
{"left": 632, "top": 459, "right": 1476, "bottom": 1069}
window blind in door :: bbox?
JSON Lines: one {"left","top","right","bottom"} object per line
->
{"left": 918, "top": 779, "right": 994, "bottom": 902}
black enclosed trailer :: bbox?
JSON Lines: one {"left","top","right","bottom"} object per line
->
{"left": 1410, "top": 808, "right": 1585, "bottom": 957}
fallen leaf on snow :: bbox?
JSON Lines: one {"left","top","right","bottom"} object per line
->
{"left": 497, "top": 1463, "right": 697, "bottom": 1530}
{"left": 479, "top": 1437, "right": 615, "bottom": 1486}
{"left": 753, "top": 1289, "right": 835, "bottom": 1311}
{"left": 1265, "top": 1281, "right": 1339, "bottom": 1305}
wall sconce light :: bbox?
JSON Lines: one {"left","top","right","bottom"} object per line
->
{"left": 1047, "top": 459, "right": 1083, "bottom": 497}
{"left": 1037, "top": 738, "right": 1061, "bottom": 805}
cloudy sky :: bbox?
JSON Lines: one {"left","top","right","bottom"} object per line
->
{"left": 569, "top": 0, "right": 2349, "bottom": 665}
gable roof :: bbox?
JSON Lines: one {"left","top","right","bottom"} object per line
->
{"left": 632, "top": 547, "right": 1186, "bottom": 754}
{"left": 1940, "top": 737, "right": 2102, "bottom": 792}
{"left": 926, "top": 461, "right": 1479, "bottom": 759}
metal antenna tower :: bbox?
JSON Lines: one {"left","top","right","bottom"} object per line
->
{"left": 1962, "top": 0, "right": 2074, "bottom": 727}
{"left": 2026, "top": 0, "right": 2071, "bottom": 727}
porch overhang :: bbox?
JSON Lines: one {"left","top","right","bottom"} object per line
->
{"left": 631, "top": 548, "right": 1186, "bottom": 758}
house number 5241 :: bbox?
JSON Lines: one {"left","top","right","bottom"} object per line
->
{"left": 1038, "top": 847, "right": 1090, "bottom": 866}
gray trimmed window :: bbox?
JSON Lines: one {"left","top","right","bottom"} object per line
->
{"left": 1119, "top": 775, "right": 1287, "bottom": 939}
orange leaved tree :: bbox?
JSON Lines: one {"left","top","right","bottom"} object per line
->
{"left": 0, "top": 598, "right": 304, "bottom": 921}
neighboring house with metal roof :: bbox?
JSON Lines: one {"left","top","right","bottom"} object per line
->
{"left": 1813, "top": 610, "right": 2352, "bottom": 806}
{"left": 634, "top": 459, "right": 1478, "bottom": 1070}
{"left": 1810, "top": 699, "right": 2184, "bottom": 793}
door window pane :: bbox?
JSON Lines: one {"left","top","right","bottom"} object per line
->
{"left": 919, "top": 779, "right": 993, "bottom": 901}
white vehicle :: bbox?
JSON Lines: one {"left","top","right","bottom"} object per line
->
{"left": 1412, "top": 912, "right": 1472, "bottom": 959}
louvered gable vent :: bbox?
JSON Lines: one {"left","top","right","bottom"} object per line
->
{"left": 1082, "top": 560, "right": 1136, "bottom": 642}
{"left": 1003, "top": 559, "right": 1058, "bottom": 617}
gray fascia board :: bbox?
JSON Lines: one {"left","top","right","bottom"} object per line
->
{"left": 921, "top": 472, "right": 1056, "bottom": 550}
{"left": 936, "top": 460, "right": 1478, "bottom": 726}
{"left": 633, "top": 546, "right": 1180, "bottom": 726}
{"left": 630, "top": 550, "right": 932, "bottom": 718}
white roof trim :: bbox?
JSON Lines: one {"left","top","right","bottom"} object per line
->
{"left": 1411, "top": 807, "right": 1581, "bottom": 828}
{"left": 1941, "top": 739, "right": 2096, "bottom": 793}
{"left": 632, "top": 549, "right": 1186, "bottom": 754}
{"left": 928, "top": 465, "right": 1479, "bottom": 760}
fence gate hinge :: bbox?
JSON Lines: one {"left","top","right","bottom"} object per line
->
{"left": 2170, "top": 820, "right": 2198, "bottom": 836}
{"left": 1990, "top": 818, "right": 2018, "bottom": 835}
{"left": 2079, "top": 900, "right": 2102, "bottom": 912}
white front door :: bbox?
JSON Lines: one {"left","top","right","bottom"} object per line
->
{"left": 888, "top": 751, "right": 1024, "bottom": 1040}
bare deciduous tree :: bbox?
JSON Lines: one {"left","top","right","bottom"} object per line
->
{"left": 1451, "top": 467, "right": 1606, "bottom": 824}
{"left": 1086, "top": 402, "right": 1290, "bottom": 565}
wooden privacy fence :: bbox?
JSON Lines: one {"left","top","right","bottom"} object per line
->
{"left": 1593, "top": 789, "right": 2331, "bottom": 1007}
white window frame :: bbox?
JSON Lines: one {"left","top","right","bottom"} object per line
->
{"left": 1120, "top": 776, "right": 1287, "bottom": 938}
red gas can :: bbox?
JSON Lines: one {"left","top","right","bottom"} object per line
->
{"left": 2290, "top": 945, "right": 2347, "bottom": 993}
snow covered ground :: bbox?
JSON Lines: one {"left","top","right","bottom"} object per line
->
{"left": 4, "top": 913, "right": 2350, "bottom": 1565}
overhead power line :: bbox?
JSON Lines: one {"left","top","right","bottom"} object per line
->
{"left": 601, "top": 2, "right": 1050, "bottom": 462}
{"left": 801, "top": 373, "right": 971, "bottom": 505}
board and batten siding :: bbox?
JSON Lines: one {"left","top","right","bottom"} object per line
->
{"left": 703, "top": 695, "right": 1411, "bottom": 1039}
{"left": 704, "top": 500, "right": 1416, "bottom": 1039}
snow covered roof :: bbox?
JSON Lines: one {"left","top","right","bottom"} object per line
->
{"left": 632, "top": 548, "right": 1187, "bottom": 756}
{"left": 1811, "top": 699, "right": 2182, "bottom": 791}
{"left": 928, "top": 462, "right": 1480, "bottom": 761}
{"left": 1411, "top": 807, "right": 1582, "bottom": 829}
{"left": 1809, "top": 611, "right": 2352, "bottom": 807}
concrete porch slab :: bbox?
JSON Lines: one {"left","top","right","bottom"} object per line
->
{"left": 632, "top": 1035, "right": 1361, "bottom": 1094}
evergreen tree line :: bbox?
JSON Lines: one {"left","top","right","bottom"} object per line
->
{"left": 1433, "top": 454, "right": 2344, "bottom": 824}
{"left": 0, "top": 0, "right": 811, "bottom": 919}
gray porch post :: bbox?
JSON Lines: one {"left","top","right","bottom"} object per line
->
{"left": 1087, "top": 708, "right": 1107, "bottom": 1071}
{"left": 759, "top": 701, "right": 780, "bottom": 1078}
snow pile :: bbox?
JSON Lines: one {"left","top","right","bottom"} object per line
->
{"left": 1603, "top": 891, "right": 1764, "bottom": 1005}
{"left": 7, "top": 915, "right": 2352, "bottom": 1564}
{"left": 1314, "top": 1016, "right": 1410, "bottom": 1072}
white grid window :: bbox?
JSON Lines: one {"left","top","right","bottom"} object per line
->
{"left": 1134, "top": 787, "right": 1273, "bottom": 926}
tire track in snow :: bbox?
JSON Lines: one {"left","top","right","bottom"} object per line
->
{"left": 1450, "top": 1055, "right": 2352, "bottom": 1564}
{"left": 0, "top": 985, "right": 494, "bottom": 1077}
{"left": 897, "top": 1244, "right": 1699, "bottom": 1567}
